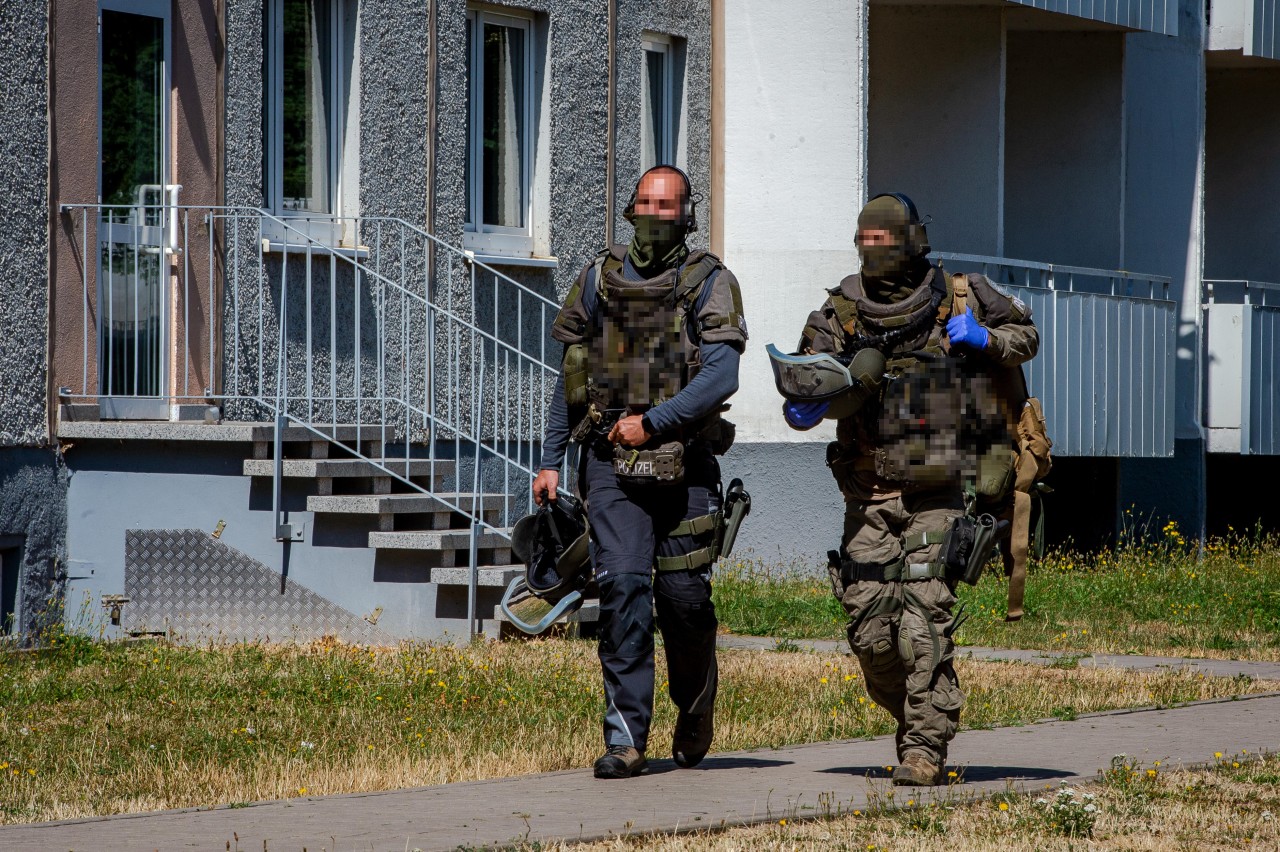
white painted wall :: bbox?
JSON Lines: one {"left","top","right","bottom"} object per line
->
{"left": 1004, "top": 31, "right": 1124, "bottom": 269}
{"left": 1204, "top": 69, "right": 1280, "bottom": 282}
{"left": 868, "top": 5, "right": 1004, "bottom": 257}
{"left": 720, "top": 0, "right": 865, "bottom": 443}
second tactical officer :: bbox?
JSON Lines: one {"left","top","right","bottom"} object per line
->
{"left": 771, "top": 193, "right": 1038, "bottom": 786}
{"left": 532, "top": 165, "right": 748, "bottom": 779}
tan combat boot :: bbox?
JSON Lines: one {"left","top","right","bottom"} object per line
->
{"left": 892, "top": 752, "right": 944, "bottom": 786}
{"left": 593, "top": 745, "right": 648, "bottom": 779}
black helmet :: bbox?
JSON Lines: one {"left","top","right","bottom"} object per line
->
{"left": 501, "top": 495, "right": 594, "bottom": 634}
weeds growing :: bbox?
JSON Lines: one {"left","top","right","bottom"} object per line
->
{"left": 715, "top": 524, "right": 1280, "bottom": 660}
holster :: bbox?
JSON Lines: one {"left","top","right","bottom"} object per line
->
{"left": 941, "top": 512, "right": 1010, "bottom": 585}
{"left": 613, "top": 440, "right": 685, "bottom": 486}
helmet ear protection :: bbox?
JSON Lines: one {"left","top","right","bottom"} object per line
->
{"left": 623, "top": 164, "right": 700, "bottom": 232}
{"left": 866, "top": 192, "right": 930, "bottom": 257}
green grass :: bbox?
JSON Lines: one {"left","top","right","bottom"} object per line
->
{"left": 713, "top": 524, "right": 1280, "bottom": 660}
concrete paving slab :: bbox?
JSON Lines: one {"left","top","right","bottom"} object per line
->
{"left": 716, "top": 634, "right": 1280, "bottom": 680}
{"left": 4, "top": 692, "right": 1278, "bottom": 852}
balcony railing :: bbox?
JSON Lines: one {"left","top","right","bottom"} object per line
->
{"left": 933, "top": 251, "right": 1177, "bottom": 458}
{"left": 58, "top": 203, "right": 564, "bottom": 635}
{"left": 1202, "top": 279, "right": 1280, "bottom": 455}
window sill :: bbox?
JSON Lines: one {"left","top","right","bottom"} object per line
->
{"left": 465, "top": 251, "right": 559, "bottom": 270}
{"left": 260, "top": 239, "right": 370, "bottom": 260}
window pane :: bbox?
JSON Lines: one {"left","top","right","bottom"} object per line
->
{"left": 642, "top": 48, "right": 666, "bottom": 170}
{"left": 482, "top": 22, "right": 526, "bottom": 228}
{"left": 100, "top": 11, "right": 163, "bottom": 217}
{"left": 465, "top": 16, "right": 473, "bottom": 225}
{"left": 282, "top": 0, "right": 332, "bottom": 213}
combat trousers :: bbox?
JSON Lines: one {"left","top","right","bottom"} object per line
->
{"left": 840, "top": 487, "right": 965, "bottom": 764}
{"left": 582, "top": 443, "right": 721, "bottom": 753}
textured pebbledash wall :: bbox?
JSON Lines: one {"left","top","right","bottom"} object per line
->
{"left": 0, "top": 2, "right": 50, "bottom": 447}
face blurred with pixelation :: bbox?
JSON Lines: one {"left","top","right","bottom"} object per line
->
{"left": 633, "top": 169, "right": 687, "bottom": 220}
{"left": 856, "top": 227, "right": 897, "bottom": 248}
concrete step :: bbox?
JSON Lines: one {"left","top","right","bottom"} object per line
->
{"left": 58, "top": 418, "right": 396, "bottom": 444}
{"left": 306, "top": 493, "right": 511, "bottom": 515}
{"left": 242, "top": 458, "right": 455, "bottom": 479}
{"left": 366, "top": 529, "right": 511, "bottom": 551}
{"left": 429, "top": 565, "right": 524, "bottom": 587}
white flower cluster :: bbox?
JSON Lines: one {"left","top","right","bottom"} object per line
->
{"left": 1034, "top": 782, "right": 1099, "bottom": 838}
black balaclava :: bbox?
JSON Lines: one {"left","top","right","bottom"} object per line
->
{"left": 857, "top": 195, "right": 928, "bottom": 302}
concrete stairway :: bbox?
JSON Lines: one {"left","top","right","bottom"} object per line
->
{"left": 56, "top": 407, "right": 597, "bottom": 640}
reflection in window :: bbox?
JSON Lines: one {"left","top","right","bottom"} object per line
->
{"left": 265, "top": 0, "right": 348, "bottom": 215}
{"left": 282, "top": 0, "right": 332, "bottom": 212}
{"left": 466, "top": 10, "right": 533, "bottom": 239}
{"left": 641, "top": 36, "right": 681, "bottom": 172}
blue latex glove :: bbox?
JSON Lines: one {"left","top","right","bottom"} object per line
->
{"left": 946, "top": 307, "right": 990, "bottom": 350}
{"left": 783, "top": 399, "right": 829, "bottom": 430}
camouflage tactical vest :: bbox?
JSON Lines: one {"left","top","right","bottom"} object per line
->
{"left": 828, "top": 267, "right": 1007, "bottom": 486}
{"left": 552, "top": 248, "right": 727, "bottom": 416}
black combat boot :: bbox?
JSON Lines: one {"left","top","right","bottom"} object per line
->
{"left": 672, "top": 710, "right": 714, "bottom": 768}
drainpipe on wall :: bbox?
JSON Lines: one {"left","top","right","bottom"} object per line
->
{"left": 426, "top": 0, "right": 437, "bottom": 248}
{"left": 605, "top": 0, "right": 616, "bottom": 248}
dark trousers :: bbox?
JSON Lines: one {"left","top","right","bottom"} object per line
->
{"left": 582, "top": 443, "right": 721, "bottom": 753}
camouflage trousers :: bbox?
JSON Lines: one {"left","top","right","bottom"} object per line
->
{"left": 839, "top": 489, "right": 965, "bottom": 764}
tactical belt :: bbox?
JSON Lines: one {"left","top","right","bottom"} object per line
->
{"left": 655, "top": 512, "right": 723, "bottom": 573}
{"left": 838, "top": 529, "right": 950, "bottom": 584}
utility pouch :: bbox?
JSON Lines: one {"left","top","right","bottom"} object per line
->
{"left": 700, "top": 417, "right": 737, "bottom": 456}
{"left": 942, "top": 512, "right": 1010, "bottom": 585}
{"left": 826, "top": 441, "right": 860, "bottom": 498}
{"left": 975, "top": 446, "right": 1017, "bottom": 503}
{"left": 613, "top": 440, "right": 685, "bottom": 486}
{"left": 1017, "top": 397, "right": 1053, "bottom": 481}
{"left": 826, "top": 549, "right": 846, "bottom": 600}
{"left": 561, "top": 344, "right": 590, "bottom": 407}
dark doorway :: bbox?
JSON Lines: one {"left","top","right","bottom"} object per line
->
{"left": 0, "top": 535, "right": 24, "bottom": 635}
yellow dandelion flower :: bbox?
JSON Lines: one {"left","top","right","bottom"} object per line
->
{"left": 998, "top": 802, "right": 1009, "bottom": 811}
{"left": 820, "top": 677, "right": 829, "bottom": 684}
{"left": 298, "top": 786, "right": 308, "bottom": 795}
{"left": 1215, "top": 752, "right": 1224, "bottom": 759}
{"left": 778, "top": 819, "right": 787, "bottom": 826}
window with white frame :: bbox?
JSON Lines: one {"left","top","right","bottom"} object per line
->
{"left": 465, "top": 7, "right": 538, "bottom": 256}
{"left": 640, "top": 34, "right": 684, "bottom": 172}
{"left": 263, "top": 0, "right": 356, "bottom": 222}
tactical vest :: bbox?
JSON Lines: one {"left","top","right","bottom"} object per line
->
{"left": 552, "top": 248, "right": 725, "bottom": 422}
{"left": 825, "top": 268, "right": 1008, "bottom": 487}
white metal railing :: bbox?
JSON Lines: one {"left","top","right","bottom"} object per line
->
{"left": 932, "top": 251, "right": 1172, "bottom": 301}
{"left": 59, "top": 203, "right": 563, "bottom": 635}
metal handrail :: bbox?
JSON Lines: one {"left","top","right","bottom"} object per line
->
{"left": 1202, "top": 278, "right": 1280, "bottom": 306}
{"left": 932, "top": 251, "right": 1172, "bottom": 300}
{"left": 59, "top": 203, "right": 563, "bottom": 636}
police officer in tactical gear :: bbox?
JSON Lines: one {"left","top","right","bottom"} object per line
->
{"left": 533, "top": 165, "right": 748, "bottom": 779}
{"left": 781, "top": 193, "right": 1038, "bottom": 786}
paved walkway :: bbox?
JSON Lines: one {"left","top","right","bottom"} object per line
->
{"left": 716, "top": 634, "right": 1280, "bottom": 680}
{"left": 5, "top": 645, "right": 1280, "bottom": 852}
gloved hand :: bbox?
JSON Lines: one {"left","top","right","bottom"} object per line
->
{"left": 783, "top": 399, "right": 829, "bottom": 430}
{"left": 947, "top": 306, "right": 990, "bottom": 350}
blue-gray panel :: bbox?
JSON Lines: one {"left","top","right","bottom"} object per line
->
{"left": 1003, "top": 285, "right": 1175, "bottom": 457}
{"left": 1248, "top": 306, "right": 1280, "bottom": 454}
{"left": 1254, "top": 0, "right": 1279, "bottom": 59}
{"left": 1010, "top": 0, "right": 1176, "bottom": 36}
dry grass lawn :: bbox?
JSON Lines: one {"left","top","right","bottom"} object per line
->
{"left": 1, "top": 636, "right": 1276, "bottom": 824}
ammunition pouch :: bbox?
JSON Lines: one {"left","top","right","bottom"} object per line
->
{"left": 940, "top": 512, "right": 1010, "bottom": 585}
{"left": 975, "top": 445, "right": 1017, "bottom": 504}
{"left": 613, "top": 440, "right": 685, "bottom": 487}
{"left": 654, "top": 478, "right": 751, "bottom": 573}
{"left": 562, "top": 344, "right": 589, "bottom": 407}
